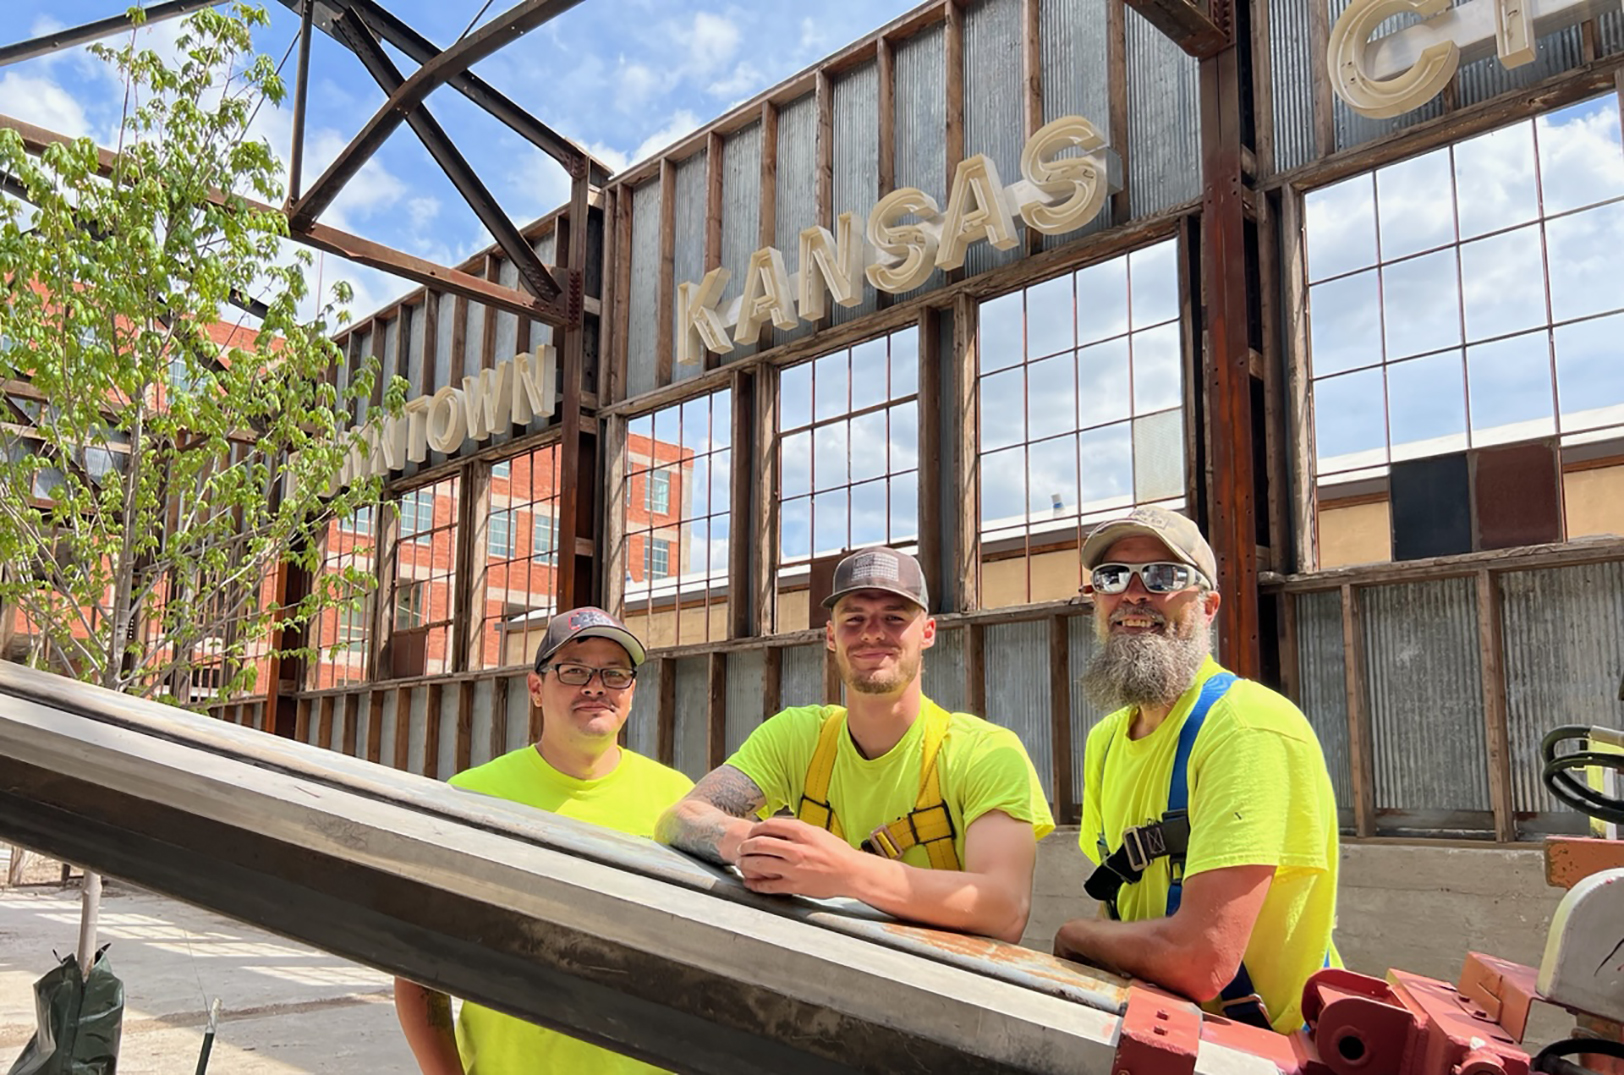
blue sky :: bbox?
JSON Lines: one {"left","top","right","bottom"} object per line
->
{"left": 0, "top": 0, "right": 922, "bottom": 316}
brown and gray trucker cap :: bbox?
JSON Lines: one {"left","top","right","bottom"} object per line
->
{"left": 821, "top": 547, "right": 930, "bottom": 611}
{"left": 1078, "top": 506, "right": 1218, "bottom": 587}
{"left": 533, "top": 606, "right": 647, "bottom": 670}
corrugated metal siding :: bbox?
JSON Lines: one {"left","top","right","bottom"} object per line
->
{"left": 895, "top": 22, "right": 948, "bottom": 302}
{"left": 494, "top": 257, "right": 519, "bottom": 365}
{"left": 1268, "top": 0, "right": 1319, "bottom": 175}
{"left": 1040, "top": 0, "right": 1114, "bottom": 245}
{"left": 1296, "top": 590, "right": 1354, "bottom": 809}
{"left": 471, "top": 679, "right": 495, "bottom": 768}
{"left": 1125, "top": 4, "right": 1201, "bottom": 214}
{"left": 1500, "top": 562, "right": 1624, "bottom": 814}
{"left": 984, "top": 620, "right": 1054, "bottom": 799}
{"left": 625, "top": 659, "right": 659, "bottom": 759}
{"left": 1068, "top": 614, "right": 1111, "bottom": 807}
{"left": 330, "top": 694, "right": 347, "bottom": 752}
{"left": 356, "top": 692, "right": 372, "bottom": 761}
{"left": 526, "top": 234, "right": 556, "bottom": 436}
{"left": 378, "top": 689, "right": 398, "bottom": 769}
{"left": 1457, "top": 26, "right": 1583, "bottom": 109}
{"left": 672, "top": 151, "right": 708, "bottom": 385}
{"left": 726, "top": 649, "right": 766, "bottom": 754}
{"left": 834, "top": 63, "right": 881, "bottom": 325}
{"left": 1360, "top": 579, "right": 1490, "bottom": 812}
{"left": 381, "top": 315, "right": 400, "bottom": 398}
{"left": 964, "top": 0, "right": 1025, "bottom": 277}
{"left": 722, "top": 122, "right": 763, "bottom": 360}
{"left": 1603, "top": 8, "right": 1624, "bottom": 55}
{"left": 506, "top": 674, "right": 531, "bottom": 754}
{"left": 674, "top": 655, "right": 710, "bottom": 779}
{"left": 438, "top": 686, "right": 459, "bottom": 779}
{"left": 433, "top": 290, "right": 455, "bottom": 392}
{"left": 924, "top": 626, "right": 967, "bottom": 714}
{"left": 352, "top": 329, "right": 372, "bottom": 424}
{"left": 407, "top": 685, "right": 429, "bottom": 776}
{"left": 780, "top": 643, "right": 824, "bottom": 706}
{"left": 774, "top": 94, "right": 819, "bottom": 350}
{"left": 407, "top": 302, "right": 426, "bottom": 395}
{"left": 627, "top": 180, "right": 662, "bottom": 398}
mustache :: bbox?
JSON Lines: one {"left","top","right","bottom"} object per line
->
{"left": 1108, "top": 605, "right": 1167, "bottom": 627}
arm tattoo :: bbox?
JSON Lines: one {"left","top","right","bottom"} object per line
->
{"left": 657, "top": 764, "right": 765, "bottom": 867}
{"left": 425, "top": 990, "right": 453, "bottom": 1032}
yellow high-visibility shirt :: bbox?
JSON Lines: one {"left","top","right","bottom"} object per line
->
{"left": 727, "top": 695, "right": 1055, "bottom": 870}
{"left": 448, "top": 745, "right": 693, "bottom": 1075}
{"left": 1079, "top": 657, "right": 1342, "bottom": 1033}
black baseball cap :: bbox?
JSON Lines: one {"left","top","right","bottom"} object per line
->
{"left": 533, "top": 607, "right": 647, "bottom": 670}
{"left": 821, "top": 547, "right": 930, "bottom": 611}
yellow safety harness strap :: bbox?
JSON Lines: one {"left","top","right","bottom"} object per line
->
{"left": 795, "top": 702, "right": 960, "bottom": 871}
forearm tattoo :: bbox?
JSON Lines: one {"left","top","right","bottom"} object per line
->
{"left": 657, "top": 764, "right": 765, "bottom": 867}
{"left": 425, "top": 990, "right": 453, "bottom": 1033}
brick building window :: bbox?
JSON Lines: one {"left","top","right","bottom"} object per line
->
{"left": 307, "top": 506, "right": 375, "bottom": 689}
{"left": 389, "top": 476, "right": 457, "bottom": 677}
{"left": 478, "top": 446, "right": 562, "bottom": 670}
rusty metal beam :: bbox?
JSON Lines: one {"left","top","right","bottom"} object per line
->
{"left": 287, "top": 0, "right": 587, "bottom": 231}
{"left": 327, "top": 9, "right": 562, "bottom": 301}
{"left": 287, "top": 0, "right": 316, "bottom": 203}
{"left": 0, "top": 113, "right": 575, "bottom": 326}
{"left": 1122, "top": 0, "right": 1229, "bottom": 58}
{"left": 0, "top": 0, "right": 225, "bottom": 68}
{"left": 272, "top": 0, "right": 599, "bottom": 182}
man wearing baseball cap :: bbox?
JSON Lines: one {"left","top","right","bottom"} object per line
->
{"left": 656, "top": 546, "right": 1054, "bottom": 942}
{"left": 1052, "top": 506, "right": 1340, "bottom": 1034}
{"left": 395, "top": 607, "right": 691, "bottom": 1075}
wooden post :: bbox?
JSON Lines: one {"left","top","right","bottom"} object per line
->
{"left": 823, "top": 642, "right": 843, "bottom": 706}
{"left": 1021, "top": 0, "right": 1045, "bottom": 257}
{"left": 424, "top": 682, "right": 443, "bottom": 779}
{"left": 759, "top": 101, "right": 779, "bottom": 252}
{"left": 763, "top": 646, "right": 782, "bottom": 721}
{"left": 491, "top": 677, "right": 510, "bottom": 761}
{"left": 1307, "top": 0, "right": 1335, "bottom": 159}
{"left": 815, "top": 70, "right": 834, "bottom": 233}
{"left": 729, "top": 371, "right": 754, "bottom": 639}
{"left": 457, "top": 680, "right": 475, "bottom": 774}
{"left": 1107, "top": 0, "right": 1130, "bottom": 222}
{"left": 656, "top": 159, "right": 676, "bottom": 388}
{"left": 461, "top": 461, "right": 493, "bottom": 672}
{"left": 1049, "top": 615, "right": 1076, "bottom": 823}
{"left": 1280, "top": 187, "right": 1318, "bottom": 574}
{"left": 393, "top": 686, "right": 411, "bottom": 772}
{"left": 367, "top": 689, "right": 384, "bottom": 765}
{"left": 754, "top": 366, "right": 779, "bottom": 636}
{"left": 1476, "top": 570, "right": 1517, "bottom": 843}
{"left": 604, "top": 414, "right": 630, "bottom": 619}
{"left": 917, "top": 313, "right": 944, "bottom": 609}
{"left": 1341, "top": 584, "right": 1376, "bottom": 837}
{"left": 966, "top": 622, "right": 986, "bottom": 717}
{"left": 657, "top": 656, "right": 677, "bottom": 766}
{"left": 952, "top": 296, "right": 980, "bottom": 612}
{"left": 708, "top": 652, "right": 728, "bottom": 768}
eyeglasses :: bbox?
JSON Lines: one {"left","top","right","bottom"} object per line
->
{"left": 540, "top": 663, "right": 637, "bottom": 690}
{"left": 1089, "top": 562, "right": 1207, "bottom": 595}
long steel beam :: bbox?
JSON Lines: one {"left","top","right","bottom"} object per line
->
{"left": 0, "top": 113, "right": 576, "bottom": 325}
{"left": 0, "top": 663, "right": 1288, "bottom": 1074}
{"left": 330, "top": 9, "right": 561, "bottom": 301}
{"left": 1122, "top": 0, "right": 1230, "bottom": 58}
{"left": 0, "top": 0, "right": 225, "bottom": 69}
{"left": 287, "top": 0, "right": 588, "bottom": 231}
{"left": 276, "top": 0, "right": 604, "bottom": 184}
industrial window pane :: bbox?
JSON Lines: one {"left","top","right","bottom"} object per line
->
{"left": 1079, "top": 421, "right": 1133, "bottom": 510}
{"left": 1075, "top": 255, "right": 1129, "bottom": 345}
{"left": 812, "top": 421, "right": 848, "bottom": 491}
{"left": 1554, "top": 312, "right": 1624, "bottom": 433}
{"left": 1467, "top": 332, "right": 1555, "bottom": 445}
{"left": 1079, "top": 337, "right": 1132, "bottom": 427}
{"left": 889, "top": 327, "right": 919, "bottom": 398}
{"left": 1381, "top": 248, "right": 1462, "bottom": 360}
{"left": 781, "top": 430, "right": 811, "bottom": 498}
{"left": 1536, "top": 98, "right": 1624, "bottom": 216}
{"left": 1131, "top": 322, "right": 1183, "bottom": 413}
{"left": 1376, "top": 147, "right": 1455, "bottom": 261}
{"left": 979, "top": 290, "right": 1025, "bottom": 373}
{"left": 814, "top": 348, "right": 849, "bottom": 421}
{"left": 890, "top": 474, "right": 919, "bottom": 544}
{"left": 1546, "top": 202, "right": 1624, "bottom": 324}
{"left": 1305, "top": 173, "right": 1377, "bottom": 282}
{"left": 1026, "top": 273, "right": 1076, "bottom": 358}
{"left": 979, "top": 367, "right": 1026, "bottom": 451}
{"left": 1315, "top": 367, "right": 1387, "bottom": 472}
{"left": 850, "top": 479, "right": 889, "bottom": 548}
{"left": 476, "top": 446, "right": 560, "bottom": 670}
{"left": 1460, "top": 225, "right": 1546, "bottom": 343}
{"left": 1027, "top": 352, "right": 1077, "bottom": 442}
{"left": 1308, "top": 270, "right": 1382, "bottom": 376}
{"left": 1453, "top": 122, "right": 1538, "bottom": 240}
{"left": 1028, "top": 434, "right": 1080, "bottom": 519}
{"left": 1133, "top": 409, "right": 1185, "bottom": 503}
{"left": 981, "top": 444, "right": 1027, "bottom": 532}
{"left": 1387, "top": 351, "right": 1466, "bottom": 461}
{"left": 850, "top": 410, "right": 888, "bottom": 484}
{"left": 849, "top": 336, "right": 889, "bottom": 412}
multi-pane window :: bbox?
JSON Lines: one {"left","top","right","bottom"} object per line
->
{"left": 777, "top": 328, "right": 919, "bottom": 605}
{"left": 622, "top": 389, "right": 730, "bottom": 647}
{"left": 488, "top": 508, "right": 517, "bottom": 559}
{"left": 389, "top": 476, "right": 457, "bottom": 676}
{"left": 976, "top": 240, "right": 1185, "bottom": 607}
{"left": 477, "top": 446, "right": 562, "bottom": 669}
{"left": 1305, "top": 97, "right": 1624, "bottom": 565}
{"left": 308, "top": 507, "right": 375, "bottom": 689}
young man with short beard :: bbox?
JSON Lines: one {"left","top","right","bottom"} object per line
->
{"left": 656, "top": 547, "right": 1054, "bottom": 942}
{"left": 1053, "top": 507, "right": 1340, "bottom": 1034}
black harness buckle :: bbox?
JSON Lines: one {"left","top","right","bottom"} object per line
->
{"left": 1122, "top": 822, "right": 1168, "bottom": 873}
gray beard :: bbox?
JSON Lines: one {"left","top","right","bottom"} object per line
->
{"left": 1082, "top": 612, "right": 1212, "bottom": 712}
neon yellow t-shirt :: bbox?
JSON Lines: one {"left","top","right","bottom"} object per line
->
{"left": 726, "top": 695, "right": 1055, "bottom": 870}
{"left": 1079, "top": 657, "right": 1341, "bottom": 1033}
{"left": 447, "top": 745, "right": 694, "bottom": 1075}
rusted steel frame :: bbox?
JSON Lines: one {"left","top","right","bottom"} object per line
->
{"left": 728, "top": 371, "right": 754, "bottom": 639}
{"left": 1021, "top": 0, "right": 1044, "bottom": 258}
{"left": 1197, "top": 40, "right": 1262, "bottom": 678}
{"left": 952, "top": 296, "right": 980, "bottom": 613}
{"left": 602, "top": 414, "right": 630, "bottom": 619}
{"left": 281, "top": 0, "right": 592, "bottom": 179}
{"left": 1122, "top": 0, "right": 1229, "bottom": 59}
{"left": 556, "top": 172, "right": 595, "bottom": 610}
{"left": 0, "top": 0, "right": 223, "bottom": 68}
{"left": 1475, "top": 570, "right": 1517, "bottom": 843}
{"left": 656, "top": 161, "right": 676, "bottom": 388}
{"left": 0, "top": 114, "right": 567, "bottom": 325}
{"left": 1340, "top": 583, "right": 1377, "bottom": 837}
{"left": 916, "top": 313, "right": 945, "bottom": 609}
{"left": 288, "top": 0, "right": 316, "bottom": 203}
{"left": 287, "top": 0, "right": 587, "bottom": 233}
{"left": 321, "top": 11, "right": 561, "bottom": 303}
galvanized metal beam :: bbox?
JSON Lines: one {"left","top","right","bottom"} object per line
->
{"left": 0, "top": 0, "right": 225, "bottom": 68}
{"left": 0, "top": 661, "right": 1299, "bottom": 1075}
{"left": 1122, "top": 0, "right": 1230, "bottom": 58}
{"left": 327, "top": 9, "right": 562, "bottom": 301}
{"left": 286, "top": 0, "right": 587, "bottom": 232}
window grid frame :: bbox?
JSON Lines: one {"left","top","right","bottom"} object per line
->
{"left": 388, "top": 475, "right": 459, "bottom": 676}
{"left": 477, "top": 445, "right": 564, "bottom": 671}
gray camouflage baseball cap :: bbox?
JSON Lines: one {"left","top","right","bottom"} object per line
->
{"left": 1079, "top": 506, "right": 1218, "bottom": 588}
{"left": 821, "top": 547, "right": 930, "bottom": 611}
{"left": 534, "top": 606, "right": 647, "bottom": 670}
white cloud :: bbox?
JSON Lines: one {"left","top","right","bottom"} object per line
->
{"left": 614, "top": 60, "right": 665, "bottom": 114}
{"left": 629, "top": 110, "right": 702, "bottom": 168}
{"left": 680, "top": 12, "right": 741, "bottom": 72}
{"left": 707, "top": 62, "right": 764, "bottom": 101}
{"left": 406, "top": 197, "right": 440, "bottom": 233}
{"left": 0, "top": 73, "right": 92, "bottom": 138}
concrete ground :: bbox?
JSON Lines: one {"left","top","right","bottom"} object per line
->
{"left": 0, "top": 877, "right": 416, "bottom": 1074}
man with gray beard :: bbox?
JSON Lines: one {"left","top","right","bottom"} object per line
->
{"left": 658, "top": 546, "right": 1054, "bottom": 941}
{"left": 1053, "top": 507, "right": 1341, "bottom": 1034}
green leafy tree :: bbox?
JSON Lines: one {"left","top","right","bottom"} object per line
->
{"left": 0, "top": 3, "right": 400, "bottom": 706}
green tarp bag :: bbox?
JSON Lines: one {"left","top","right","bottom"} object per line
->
{"left": 7, "top": 945, "right": 124, "bottom": 1075}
